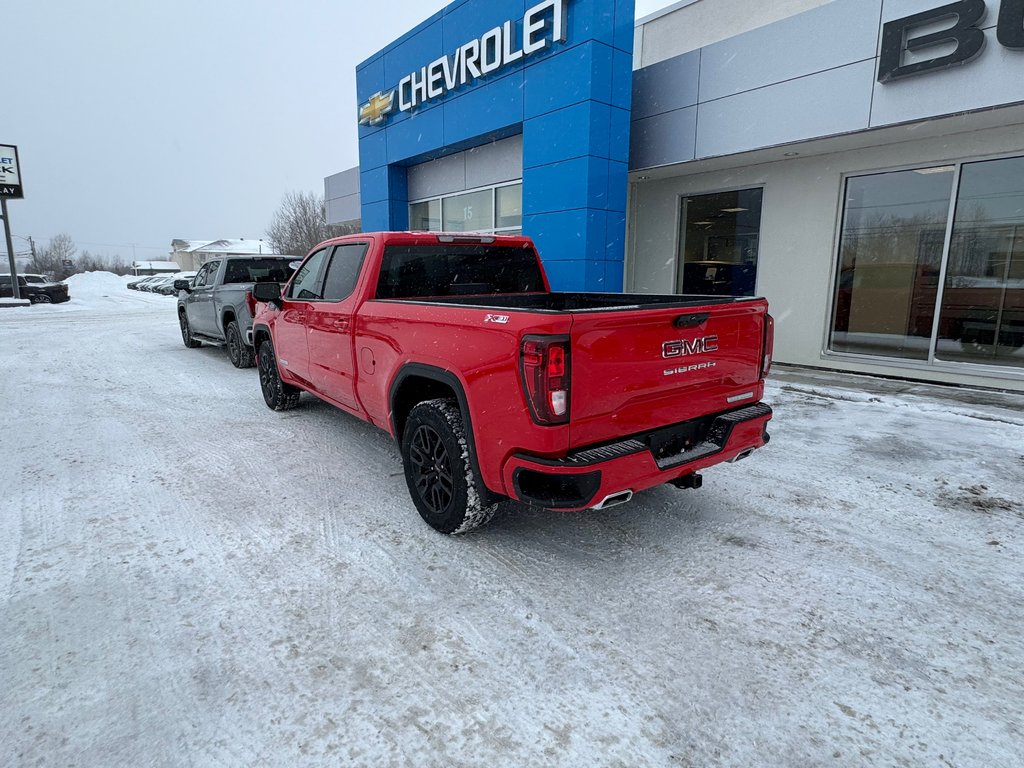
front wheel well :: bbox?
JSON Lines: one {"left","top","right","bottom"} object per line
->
{"left": 252, "top": 327, "right": 271, "bottom": 352}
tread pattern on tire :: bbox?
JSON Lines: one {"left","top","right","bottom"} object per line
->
{"left": 258, "top": 341, "right": 300, "bottom": 411}
{"left": 179, "top": 310, "right": 202, "bottom": 348}
{"left": 405, "top": 398, "right": 497, "bottom": 535}
{"left": 227, "top": 321, "right": 255, "bottom": 369}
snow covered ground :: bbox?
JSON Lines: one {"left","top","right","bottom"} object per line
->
{"left": 1, "top": 273, "right": 1022, "bottom": 767}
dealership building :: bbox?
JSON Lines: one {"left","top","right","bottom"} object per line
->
{"left": 326, "top": 0, "right": 1024, "bottom": 392}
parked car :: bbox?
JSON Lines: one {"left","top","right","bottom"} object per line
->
{"left": 155, "top": 272, "right": 196, "bottom": 295}
{"left": 139, "top": 275, "right": 177, "bottom": 292}
{"left": 144, "top": 275, "right": 179, "bottom": 294}
{"left": 0, "top": 274, "right": 70, "bottom": 304}
{"left": 128, "top": 275, "right": 171, "bottom": 290}
{"left": 176, "top": 256, "right": 296, "bottom": 368}
{"left": 251, "top": 232, "right": 774, "bottom": 534}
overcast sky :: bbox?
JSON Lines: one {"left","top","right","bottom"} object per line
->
{"left": 5, "top": 0, "right": 673, "bottom": 262}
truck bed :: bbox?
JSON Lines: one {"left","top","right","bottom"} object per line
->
{"left": 377, "top": 291, "right": 758, "bottom": 313}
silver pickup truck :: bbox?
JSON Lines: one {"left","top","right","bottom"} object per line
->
{"left": 175, "top": 256, "right": 295, "bottom": 368}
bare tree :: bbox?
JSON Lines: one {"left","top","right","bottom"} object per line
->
{"left": 29, "top": 233, "right": 77, "bottom": 280}
{"left": 266, "top": 191, "right": 357, "bottom": 257}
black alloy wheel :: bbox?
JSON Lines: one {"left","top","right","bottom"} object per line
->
{"left": 408, "top": 423, "right": 454, "bottom": 517}
{"left": 226, "top": 321, "right": 255, "bottom": 368}
{"left": 179, "top": 311, "right": 201, "bottom": 348}
{"left": 400, "top": 398, "right": 498, "bottom": 534}
{"left": 257, "top": 340, "right": 300, "bottom": 410}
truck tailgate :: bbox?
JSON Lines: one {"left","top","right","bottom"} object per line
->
{"left": 568, "top": 299, "right": 768, "bottom": 448}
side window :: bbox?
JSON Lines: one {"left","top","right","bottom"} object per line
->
{"left": 195, "top": 262, "right": 218, "bottom": 288}
{"left": 193, "top": 264, "right": 209, "bottom": 287}
{"left": 321, "top": 243, "right": 369, "bottom": 302}
{"left": 287, "top": 249, "right": 329, "bottom": 300}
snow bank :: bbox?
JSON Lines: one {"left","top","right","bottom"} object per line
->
{"left": 63, "top": 271, "right": 133, "bottom": 297}
{"left": 4, "top": 270, "right": 169, "bottom": 315}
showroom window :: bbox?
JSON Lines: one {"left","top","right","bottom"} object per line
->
{"left": 935, "top": 157, "right": 1024, "bottom": 367}
{"left": 409, "top": 182, "right": 522, "bottom": 235}
{"left": 830, "top": 157, "right": 1024, "bottom": 371}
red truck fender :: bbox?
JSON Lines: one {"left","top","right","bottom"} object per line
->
{"left": 388, "top": 363, "right": 501, "bottom": 504}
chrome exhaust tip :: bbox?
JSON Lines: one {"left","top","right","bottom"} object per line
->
{"left": 592, "top": 490, "right": 633, "bottom": 510}
{"left": 729, "top": 448, "right": 755, "bottom": 463}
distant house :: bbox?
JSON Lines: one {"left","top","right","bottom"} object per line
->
{"left": 131, "top": 261, "right": 181, "bottom": 276}
{"left": 170, "top": 239, "right": 277, "bottom": 271}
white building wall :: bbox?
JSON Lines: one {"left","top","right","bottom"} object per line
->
{"left": 627, "top": 117, "right": 1024, "bottom": 392}
{"left": 635, "top": 0, "right": 835, "bottom": 67}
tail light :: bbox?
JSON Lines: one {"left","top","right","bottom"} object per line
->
{"left": 520, "top": 335, "right": 571, "bottom": 425}
{"left": 245, "top": 290, "right": 257, "bottom": 318}
{"left": 761, "top": 314, "right": 775, "bottom": 379}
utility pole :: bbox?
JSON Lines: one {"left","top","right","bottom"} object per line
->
{"left": 29, "top": 235, "right": 36, "bottom": 262}
{"left": 1, "top": 199, "right": 20, "bottom": 300}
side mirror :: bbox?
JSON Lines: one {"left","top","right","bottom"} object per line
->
{"left": 173, "top": 279, "right": 191, "bottom": 292}
{"left": 252, "top": 281, "right": 282, "bottom": 303}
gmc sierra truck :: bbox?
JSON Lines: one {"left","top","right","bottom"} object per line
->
{"left": 175, "top": 256, "right": 295, "bottom": 367}
{"left": 251, "top": 233, "right": 774, "bottom": 534}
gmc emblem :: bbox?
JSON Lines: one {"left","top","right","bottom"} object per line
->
{"left": 663, "top": 335, "right": 719, "bottom": 358}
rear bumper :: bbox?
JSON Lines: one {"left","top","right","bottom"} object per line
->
{"left": 502, "top": 402, "right": 772, "bottom": 511}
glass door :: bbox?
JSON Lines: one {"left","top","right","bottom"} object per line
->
{"left": 678, "top": 189, "right": 763, "bottom": 296}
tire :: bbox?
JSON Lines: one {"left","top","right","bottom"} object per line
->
{"left": 258, "top": 340, "right": 300, "bottom": 411}
{"left": 31, "top": 295, "right": 52, "bottom": 304}
{"left": 401, "top": 398, "right": 497, "bottom": 535}
{"left": 226, "top": 321, "right": 255, "bottom": 368}
{"left": 178, "top": 310, "right": 202, "bottom": 348}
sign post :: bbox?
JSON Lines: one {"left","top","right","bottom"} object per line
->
{"left": 1, "top": 144, "right": 24, "bottom": 300}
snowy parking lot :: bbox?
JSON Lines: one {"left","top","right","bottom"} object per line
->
{"left": 1, "top": 273, "right": 1023, "bottom": 767}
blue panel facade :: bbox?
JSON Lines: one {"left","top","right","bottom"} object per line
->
{"left": 356, "top": 0, "right": 635, "bottom": 291}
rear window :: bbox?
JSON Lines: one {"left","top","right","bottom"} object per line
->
{"left": 224, "top": 258, "right": 294, "bottom": 284}
{"left": 376, "top": 244, "right": 544, "bottom": 299}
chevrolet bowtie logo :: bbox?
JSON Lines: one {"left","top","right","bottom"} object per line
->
{"left": 359, "top": 90, "right": 395, "bottom": 126}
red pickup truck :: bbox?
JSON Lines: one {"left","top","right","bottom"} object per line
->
{"left": 251, "top": 232, "right": 774, "bottom": 534}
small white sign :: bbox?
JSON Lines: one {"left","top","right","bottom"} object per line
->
{"left": 0, "top": 144, "right": 23, "bottom": 199}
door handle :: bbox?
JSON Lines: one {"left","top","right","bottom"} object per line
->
{"left": 332, "top": 318, "right": 350, "bottom": 331}
{"left": 675, "top": 312, "right": 710, "bottom": 328}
